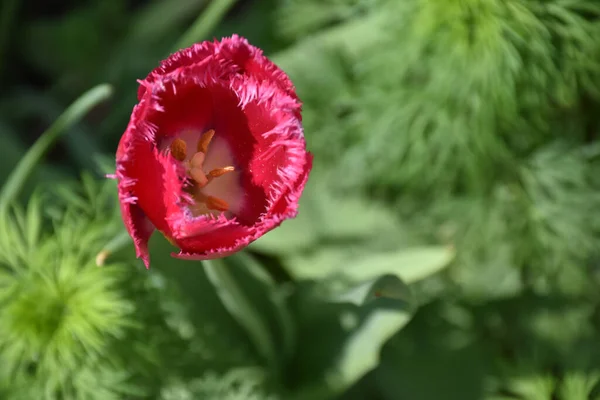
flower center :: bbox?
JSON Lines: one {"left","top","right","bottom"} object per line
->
{"left": 169, "top": 129, "right": 237, "bottom": 216}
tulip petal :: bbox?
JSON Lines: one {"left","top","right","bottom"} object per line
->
{"left": 116, "top": 36, "right": 312, "bottom": 267}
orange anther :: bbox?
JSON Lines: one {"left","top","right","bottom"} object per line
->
{"left": 197, "top": 129, "right": 215, "bottom": 153}
{"left": 170, "top": 138, "right": 187, "bottom": 161}
{"left": 208, "top": 166, "right": 235, "bottom": 178}
{"left": 205, "top": 196, "right": 229, "bottom": 211}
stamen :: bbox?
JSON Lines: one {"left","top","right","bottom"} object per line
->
{"left": 189, "top": 167, "right": 208, "bottom": 187}
{"left": 208, "top": 166, "right": 235, "bottom": 178}
{"left": 205, "top": 196, "right": 229, "bottom": 211}
{"left": 170, "top": 138, "right": 187, "bottom": 161}
{"left": 171, "top": 128, "right": 235, "bottom": 216}
{"left": 197, "top": 129, "right": 215, "bottom": 153}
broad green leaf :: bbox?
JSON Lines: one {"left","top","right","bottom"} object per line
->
{"left": 332, "top": 303, "right": 412, "bottom": 393}
{"left": 249, "top": 196, "right": 318, "bottom": 254}
{"left": 203, "top": 252, "right": 295, "bottom": 372}
{"left": 148, "top": 235, "right": 256, "bottom": 369}
{"left": 328, "top": 275, "right": 413, "bottom": 393}
{"left": 320, "top": 198, "right": 403, "bottom": 242}
{"left": 289, "top": 275, "right": 414, "bottom": 397}
{"left": 343, "top": 246, "right": 455, "bottom": 284}
{"left": 282, "top": 245, "right": 453, "bottom": 285}
{"left": 285, "top": 247, "right": 355, "bottom": 280}
{"left": 333, "top": 275, "right": 412, "bottom": 306}
{"left": 250, "top": 169, "right": 404, "bottom": 255}
{"left": 333, "top": 278, "right": 383, "bottom": 306}
{"left": 312, "top": 174, "right": 402, "bottom": 242}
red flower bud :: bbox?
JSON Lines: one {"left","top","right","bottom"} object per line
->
{"left": 115, "top": 35, "right": 312, "bottom": 268}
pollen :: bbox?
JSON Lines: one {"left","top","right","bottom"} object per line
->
{"left": 197, "top": 129, "right": 215, "bottom": 154}
{"left": 170, "top": 138, "right": 187, "bottom": 161}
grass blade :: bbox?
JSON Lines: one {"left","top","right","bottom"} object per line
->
{"left": 0, "top": 84, "right": 112, "bottom": 211}
{"left": 172, "top": 0, "right": 238, "bottom": 52}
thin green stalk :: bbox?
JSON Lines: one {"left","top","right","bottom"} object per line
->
{"left": 203, "top": 258, "right": 278, "bottom": 369}
{"left": 0, "top": 84, "right": 113, "bottom": 211}
{"left": 172, "top": 0, "right": 238, "bottom": 52}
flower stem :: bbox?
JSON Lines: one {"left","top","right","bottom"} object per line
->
{"left": 172, "top": 0, "right": 238, "bottom": 52}
{"left": 0, "top": 84, "right": 113, "bottom": 211}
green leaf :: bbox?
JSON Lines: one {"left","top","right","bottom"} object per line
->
{"left": 249, "top": 194, "right": 319, "bottom": 254}
{"left": 333, "top": 274, "right": 412, "bottom": 306}
{"left": 250, "top": 169, "right": 404, "bottom": 255}
{"left": 505, "top": 374, "right": 555, "bottom": 400}
{"left": 173, "top": 0, "right": 238, "bottom": 52}
{"left": 0, "top": 84, "right": 112, "bottom": 211}
{"left": 331, "top": 276, "right": 413, "bottom": 393}
{"left": 203, "top": 252, "right": 295, "bottom": 372}
{"left": 282, "top": 245, "right": 453, "bottom": 286}
{"left": 161, "top": 368, "right": 274, "bottom": 400}
{"left": 558, "top": 371, "right": 600, "bottom": 400}
{"left": 315, "top": 185, "right": 403, "bottom": 242}
{"left": 286, "top": 247, "right": 359, "bottom": 280}
{"left": 343, "top": 246, "right": 455, "bottom": 284}
{"left": 147, "top": 235, "right": 256, "bottom": 369}
{"left": 289, "top": 275, "right": 414, "bottom": 397}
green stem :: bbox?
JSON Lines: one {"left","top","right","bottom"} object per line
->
{"left": 0, "top": 84, "right": 113, "bottom": 211}
{"left": 203, "top": 258, "right": 277, "bottom": 369}
{"left": 172, "top": 0, "right": 238, "bottom": 52}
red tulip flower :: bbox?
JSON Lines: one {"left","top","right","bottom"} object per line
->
{"left": 115, "top": 35, "right": 312, "bottom": 268}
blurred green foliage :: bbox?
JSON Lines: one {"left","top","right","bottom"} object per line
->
{"left": 1, "top": 0, "right": 600, "bottom": 399}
